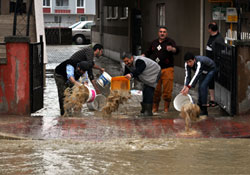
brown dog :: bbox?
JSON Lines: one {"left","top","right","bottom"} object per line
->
{"left": 179, "top": 103, "right": 200, "bottom": 132}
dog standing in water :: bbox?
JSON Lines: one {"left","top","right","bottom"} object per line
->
{"left": 179, "top": 103, "right": 200, "bottom": 132}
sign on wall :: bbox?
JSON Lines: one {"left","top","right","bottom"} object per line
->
{"left": 226, "top": 8, "right": 238, "bottom": 23}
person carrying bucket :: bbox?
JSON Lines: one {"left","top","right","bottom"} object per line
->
{"left": 122, "top": 52, "right": 161, "bottom": 117}
{"left": 180, "top": 52, "right": 217, "bottom": 117}
{"left": 54, "top": 44, "right": 105, "bottom": 115}
{"left": 54, "top": 61, "right": 93, "bottom": 116}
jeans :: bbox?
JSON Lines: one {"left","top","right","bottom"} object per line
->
{"left": 198, "top": 68, "right": 217, "bottom": 106}
{"left": 142, "top": 84, "right": 155, "bottom": 104}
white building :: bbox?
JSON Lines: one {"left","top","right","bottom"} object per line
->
{"left": 43, "top": 0, "right": 95, "bottom": 27}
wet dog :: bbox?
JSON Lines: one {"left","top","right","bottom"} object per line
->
{"left": 179, "top": 103, "right": 200, "bottom": 132}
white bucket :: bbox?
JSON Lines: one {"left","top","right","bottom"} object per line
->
{"left": 87, "top": 94, "right": 106, "bottom": 111}
{"left": 96, "top": 72, "right": 112, "bottom": 87}
{"left": 173, "top": 93, "right": 193, "bottom": 111}
{"left": 84, "top": 84, "right": 96, "bottom": 103}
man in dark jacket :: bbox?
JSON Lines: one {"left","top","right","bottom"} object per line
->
{"left": 122, "top": 53, "right": 161, "bottom": 116}
{"left": 180, "top": 52, "right": 217, "bottom": 117}
{"left": 54, "top": 44, "right": 104, "bottom": 115}
{"left": 143, "top": 26, "right": 178, "bottom": 113}
{"left": 206, "top": 22, "right": 224, "bottom": 107}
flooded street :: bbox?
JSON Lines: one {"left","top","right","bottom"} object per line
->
{"left": 1, "top": 45, "right": 250, "bottom": 174}
{"left": 1, "top": 138, "right": 250, "bottom": 174}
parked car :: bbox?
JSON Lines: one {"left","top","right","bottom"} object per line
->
{"left": 69, "top": 21, "right": 95, "bottom": 45}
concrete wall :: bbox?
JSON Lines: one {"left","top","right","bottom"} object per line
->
{"left": 235, "top": 41, "right": 250, "bottom": 115}
{"left": 92, "top": 4, "right": 130, "bottom": 61}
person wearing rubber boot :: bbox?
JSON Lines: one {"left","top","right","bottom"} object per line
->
{"left": 142, "top": 26, "right": 178, "bottom": 113}
{"left": 122, "top": 53, "right": 161, "bottom": 117}
{"left": 180, "top": 52, "right": 217, "bottom": 117}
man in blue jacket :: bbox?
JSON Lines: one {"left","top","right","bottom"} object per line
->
{"left": 180, "top": 52, "right": 217, "bottom": 116}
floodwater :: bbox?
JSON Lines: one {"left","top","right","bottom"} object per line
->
{"left": 1, "top": 138, "right": 250, "bottom": 174}
{"left": 1, "top": 45, "right": 250, "bottom": 174}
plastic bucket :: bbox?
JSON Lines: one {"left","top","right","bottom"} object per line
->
{"left": 111, "top": 76, "right": 130, "bottom": 91}
{"left": 84, "top": 84, "right": 96, "bottom": 103}
{"left": 87, "top": 94, "right": 106, "bottom": 111}
{"left": 97, "top": 72, "right": 112, "bottom": 87}
{"left": 173, "top": 93, "right": 193, "bottom": 111}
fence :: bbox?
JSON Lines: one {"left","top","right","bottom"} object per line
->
{"left": 45, "top": 27, "right": 72, "bottom": 45}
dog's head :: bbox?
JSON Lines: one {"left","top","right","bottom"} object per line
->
{"left": 180, "top": 103, "right": 200, "bottom": 121}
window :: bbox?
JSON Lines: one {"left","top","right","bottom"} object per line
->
{"left": 84, "top": 22, "right": 94, "bottom": 29}
{"left": 96, "top": 0, "right": 100, "bottom": 19}
{"left": 80, "top": 16, "right": 86, "bottom": 21}
{"left": 54, "top": 16, "right": 62, "bottom": 23}
{"left": 106, "top": 6, "right": 118, "bottom": 20}
{"left": 56, "top": 0, "right": 68, "bottom": 6}
{"left": 112, "top": 6, "right": 118, "bottom": 19}
{"left": 121, "top": 7, "right": 128, "bottom": 19}
{"left": 77, "top": 0, "right": 84, "bottom": 7}
{"left": 106, "top": 6, "right": 112, "bottom": 19}
{"left": 157, "top": 3, "right": 165, "bottom": 26}
{"left": 43, "top": 0, "right": 50, "bottom": 6}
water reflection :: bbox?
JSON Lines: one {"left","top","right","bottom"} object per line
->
{"left": 1, "top": 138, "right": 250, "bottom": 174}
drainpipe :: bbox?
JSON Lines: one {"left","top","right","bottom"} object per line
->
{"left": 200, "top": 0, "right": 204, "bottom": 55}
{"left": 100, "top": 0, "right": 104, "bottom": 45}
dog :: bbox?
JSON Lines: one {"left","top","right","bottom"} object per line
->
{"left": 179, "top": 103, "right": 200, "bottom": 132}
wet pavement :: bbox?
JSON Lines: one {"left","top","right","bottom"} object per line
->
{"left": 0, "top": 45, "right": 250, "bottom": 140}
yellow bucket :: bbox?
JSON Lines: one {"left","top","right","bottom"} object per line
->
{"left": 111, "top": 76, "right": 130, "bottom": 91}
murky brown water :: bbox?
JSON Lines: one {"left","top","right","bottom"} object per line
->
{"left": 1, "top": 138, "right": 250, "bottom": 175}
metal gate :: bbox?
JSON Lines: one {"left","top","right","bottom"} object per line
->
{"left": 214, "top": 42, "right": 237, "bottom": 115}
{"left": 30, "top": 36, "right": 44, "bottom": 113}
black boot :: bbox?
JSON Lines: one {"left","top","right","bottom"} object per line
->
{"left": 140, "top": 102, "right": 145, "bottom": 113}
{"left": 143, "top": 103, "right": 153, "bottom": 117}
{"left": 200, "top": 106, "right": 208, "bottom": 116}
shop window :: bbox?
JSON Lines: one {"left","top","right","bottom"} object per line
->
{"left": 157, "top": 3, "right": 165, "bottom": 26}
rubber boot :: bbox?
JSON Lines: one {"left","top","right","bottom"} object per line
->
{"left": 143, "top": 104, "right": 153, "bottom": 117}
{"left": 140, "top": 102, "right": 145, "bottom": 113}
{"left": 199, "top": 106, "right": 208, "bottom": 117}
{"left": 152, "top": 103, "right": 159, "bottom": 113}
{"left": 164, "top": 101, "right": 170, "bottom": 113}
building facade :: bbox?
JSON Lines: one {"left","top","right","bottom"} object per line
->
{"left": 92, "top": 0, "right": 250, "bottom": 115}
{"left": 43, "top": 0, "right": 96, "bottom": 27}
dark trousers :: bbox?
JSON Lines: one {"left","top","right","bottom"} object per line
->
{"left": 54, "top": 72, "right": 67, "bottom": 115}
{"left": 142, "top": 84, "right": 155, "bottom": 104}
{"left": 198, "top": 68, "right": 217, "bottom": 106}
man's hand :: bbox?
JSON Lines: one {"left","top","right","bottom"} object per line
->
{"left": 125, "top": 74, "right": 132, "bottom": 80}
{"left": 180, "top": 86, "right": 189, "bottom": 95}
{"left": 100, "top": 68, "right": 105, "bottom": 73}
{"left": 166, "top": 45, "right": 176, "bottom": 53}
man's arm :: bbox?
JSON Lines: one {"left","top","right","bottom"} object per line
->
{"left": 66, "top": 64, "right": 81, "bottom": 86}
{"left": 124, "top": 59, "right": 146, "bottom": 80}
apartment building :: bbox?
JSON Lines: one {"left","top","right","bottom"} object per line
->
{"left": 43, "top": 0, "right": 95, "bottom": 27}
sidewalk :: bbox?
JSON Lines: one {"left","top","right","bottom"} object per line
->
{"left": 1, "top": 45, "right": 250, "bottom": 140}
{"left": 1, "top": 114, "right": 250, "bottom": 140}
